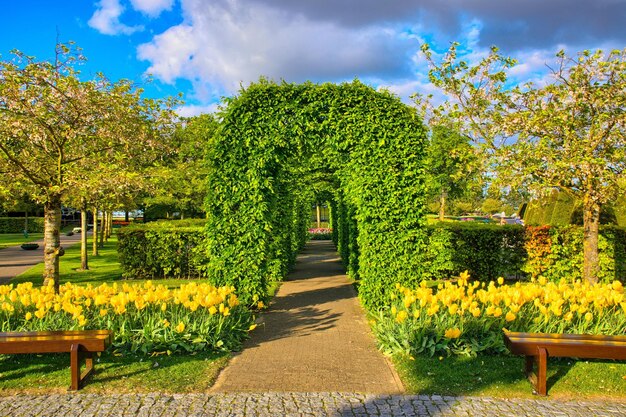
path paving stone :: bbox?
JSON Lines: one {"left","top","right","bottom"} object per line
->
{"left": 210, "top": 240, "right": 403, "bottom": 394}
{"left": 0, "top": 393, "right": 623, "bottom": 416}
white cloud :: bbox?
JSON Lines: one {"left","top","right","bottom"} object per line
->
{"left": 137, "top": 0, "right": 414, "bottom": 101}
{"left": 89, "top": 0, "right": 143, "bottom": 35}
{"left": 176, "top": 103, "right": 220, "bottom": 117}
{"left": 130, "top": 0, "right": 175, "bottom": 17}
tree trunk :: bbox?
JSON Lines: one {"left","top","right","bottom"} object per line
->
{"left": 316, "top": 204, "right": 321, "bottom": 228}
{"left": 582, "top": 196, "right": 600, "bottom": 284}
{"left": 439, "top": 190, "right": 446, "bottom": 222}
{"left": 24, "top": 210, "right": 29, "bottom": 235}
{"left": 106, "top": 211, "right": 112, "bottom": 240}
{"left": 92, "top": 207, "right": 99, "bottom": 256}
{"left": 125, "top": 210, "right": 129, "bottom": 222}
{"left": 43, "top": 193, "right": 62, "bottom": 293}
{"left": 99, "top": 210, "right": 105, "bottom": 248}
{"left": 80, "top": 199, "right": 89, "bottom": 270}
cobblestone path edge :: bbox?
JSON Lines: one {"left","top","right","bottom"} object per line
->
{"left": 0, "top": 392, "right": 624, "bottom": 417}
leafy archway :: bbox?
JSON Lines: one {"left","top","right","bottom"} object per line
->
{"left": 204, "top": 80, "right": 428, "bottom": 308}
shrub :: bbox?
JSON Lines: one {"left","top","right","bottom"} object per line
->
{"left": 117, "top": 220, "right": 207, "bottom": 279}
{"left": 374, "top": 273, "right": 626, "bottom": 357}
{"left": 0, "top": 281, "right": 254, "bottom": 354}
{"left": 424, "top": 224, "right": 626, "bottom": 285}
{"left": 0, "top": 217, "right": 44, "bottom": 233}
{"left": 423, "top": 223, "right": 526, "bottom": 281}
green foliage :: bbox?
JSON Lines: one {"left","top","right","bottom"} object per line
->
{"left": 523, "top": 225, "right": 626, "bottom": 283}
{"left": 523, "top": 189, "right": 618, "bottom": 226}
{"left": 424, "top": 223, "right": 526, "bottom": 281}
{"left": 117, "top": 220, "right": 207, "bottom": 279}
{"left": 203, "top": 80, "right": 428, "bottom": 308}
{"left": 0, "top": 217, "right": 44, "bottom": 233}
{"left": 424, "top": 223, "right": 626, "bottom": 283}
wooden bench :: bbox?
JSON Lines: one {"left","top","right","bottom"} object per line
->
{"left": 503, "top": 331, "right": 626, "bottom": 395}
{"left": 0, "top": 330, "right": 113, "bottom": 390}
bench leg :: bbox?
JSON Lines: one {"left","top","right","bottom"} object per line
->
{"left": 70, "top": 344, "right": 80, "bottom": 391}
{"left": 536, "top": 347, "right": 548, "bottom": 396}
{"left": 524, "top": 349, "right": 549, "bottom": 396}
{"left": 70, "top": 345, "right": 95, "bottom": 391}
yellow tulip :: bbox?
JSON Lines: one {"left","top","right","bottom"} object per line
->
{"left": 175, "top": 322, "right": 185, "bottom": 333}
{"left": 25, "top": 312, "right": 32, "bottom": 321}
{"left": 505, "top": 312, "right": 516, "bottom": 322}
{"left": 395, "top": 310, "right": 408, "bottom": 323}
{"left": 444, "top": 328, "right": 461, "bottom": 339}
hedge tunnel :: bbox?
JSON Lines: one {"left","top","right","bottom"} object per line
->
{"left": 203, "top": 80, "right": 428, "bottom": 309}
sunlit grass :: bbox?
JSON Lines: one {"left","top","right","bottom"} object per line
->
{"left": 0, "top": 351, "right": 229, "bottom": 394}
{"left": 394, "top": 354, "right": 626, "bottom": 399}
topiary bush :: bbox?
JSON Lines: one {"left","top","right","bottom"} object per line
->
{"left": 117, "top": 220, "right": 207, "bottom": 279}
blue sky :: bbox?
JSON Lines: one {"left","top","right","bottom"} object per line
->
{"left": 1, "top": 0, "right": 624, "bottom": 116}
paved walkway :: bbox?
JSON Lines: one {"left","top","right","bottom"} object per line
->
{"left": 0, "top": 232, "right": 84, "bottom": 283}
{"left": 211, "top": 240, "right": 403, "bottom": 393}
{"left": 0, "top": 392, "right": 623, "bottom": 416}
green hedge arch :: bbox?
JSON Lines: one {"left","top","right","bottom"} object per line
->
{"left": 203, "top": 80, "right": 428, "bottom": 309}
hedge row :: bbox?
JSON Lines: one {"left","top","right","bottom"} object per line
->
{"left": 423, "top": 223, "right": 626, "bottom": 283}
{"left": 0, "top": 217, "right": 44, "bottom": 233}
{"left": 117, "top": 220, "right": 207, "bottom": 279}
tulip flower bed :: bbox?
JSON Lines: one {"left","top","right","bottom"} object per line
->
{"left": 374, "top": 272, "right": 626, "bottom": 357}
{"left": 308, "top": 228, "right": 333, "bottom": 240}
{"left": 0, "top": 281, "right": 254, "bottom": 355}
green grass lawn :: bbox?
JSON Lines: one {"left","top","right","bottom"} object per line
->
{"left": 13, "top": 236, "right": 124, "bottom": 285}
{"left": 0, "top": 351, "right": 229, "bottom": 394}
{"left": 394, "top": 354, "right": 626, "bottom": 400}
{"left": 0, "top": 233, "right": 44, "bottom": 250}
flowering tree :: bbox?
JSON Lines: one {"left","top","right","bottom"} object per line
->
{"left": 0, "top": 43, "right": 176, "bottom": 291}
{"left": 419, "top": 45, "right": 626, "bottom": 283}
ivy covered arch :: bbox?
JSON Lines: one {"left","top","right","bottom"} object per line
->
{"left": 204, "top": 80, "right": 428, "bottom": 308}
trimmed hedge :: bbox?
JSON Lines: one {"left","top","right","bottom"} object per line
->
{"left": 0, "top": 217, "right": 44, "bottom": 233}
{"left": 117, "top": 220, "right": 207, "bottom": 279}
{"left": 424, "top": 223, "right": 526, "bottom": 281}
{"left": 423, "top": 223, "right": 626, "bottom": 284}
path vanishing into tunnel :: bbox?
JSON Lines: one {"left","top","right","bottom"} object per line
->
{"left": 210, "top": 240, "right": 404, "bottom": 394}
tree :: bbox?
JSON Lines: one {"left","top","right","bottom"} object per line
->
{"left": 0, "top": 43, "right": 174, "bottom": 291}
{"left": 143, "top": 114, "right": 217, "bottom": 219}
{"left": 419, "top": 44, "right": 626, "bottom": 283}
{"left": 424, "top": 126, "right": 479, "bottom": 220}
